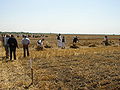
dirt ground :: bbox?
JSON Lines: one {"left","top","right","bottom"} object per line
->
{"left": 0, "top": 34, "right": 120, "bottom": 90}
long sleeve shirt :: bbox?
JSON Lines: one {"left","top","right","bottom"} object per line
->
{"left": 8, "top": 37, "right": 18, "bottom": 48}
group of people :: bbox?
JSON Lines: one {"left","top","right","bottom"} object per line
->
{"left": 56, "top": 35, "right": 119, "bottom": 47}
{"left": 1, "top": 34, "right": 118, "bottom": 62}
{"left": 2, "top": 35, "right": 30, "bottom": 61}
{"left": 56, "top": 34, "right": 65, "bottom": 49}
{"left": 3, "top": 35, "right": 18, "bottom": 61}
{"left": 57, "top": 34, "right": 79, "bottom": 48}
{"left": 2, "top": 34, "right": 48, "bottom": 61}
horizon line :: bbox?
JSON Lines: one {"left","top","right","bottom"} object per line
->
{"left": 0, "top": 31, "right": 120, "bottom": 35}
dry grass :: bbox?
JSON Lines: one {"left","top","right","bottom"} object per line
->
{"left": 0, "top": 34, "right": 120, "bottom": 90}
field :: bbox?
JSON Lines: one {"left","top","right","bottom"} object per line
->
{"left": 0, "top": 34, "right": 120, "bottom": 90}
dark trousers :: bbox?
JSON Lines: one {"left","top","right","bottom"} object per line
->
{"left": 10, "top": 47, "right": 16, "bottom": 60}
{"left": 23, "top": 45, "right": 29, "bottom": 57}
{"left": 5, "top": 45, "right": 9, "bottom": 58}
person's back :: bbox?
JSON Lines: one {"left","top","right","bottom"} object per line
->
{"left": 36, "top": 39, "right": 44, "bottom": 50}
{"left": 57, "top": 34, "right": 62, "bottom": 41}
{"left": 22, "top": 37, "right": 30, "bottom": 45}
{"left": 37, "top": 39, "right": 44, "bottom": 46}
{"left": 37, "top": 40, "right": 42, "bottom": 45}
{"left": 7, "top": 35, "right": 18, "bottom": 60}
{"left": 22, "top": 36, "right": 30, "bottom": 57}
{"left": 73, "top": 36, "right": 78, "bottom": 43}
{"left": 8, "top": 36, "right": 18, "bottom": 48}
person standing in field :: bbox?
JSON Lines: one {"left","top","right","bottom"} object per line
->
{"left": 103, "top": 36, "right": 109, "bottom": 46}
{"left": 62, "top": 36, "right": 65, "bottom": 49}
{"left": 4, "top": 34, "right": 10, "bottom": 59}
{"left": 8, "top": 35, "right": 18, "bottom": 60}
{"left": 57, "top": 34, "right": 62, "bottom": 48}
{"left": 21, "top": 35, "right": 30, "bottom": 57}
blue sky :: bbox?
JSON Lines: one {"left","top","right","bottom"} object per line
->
{"left": 0, "top": 0, "right": 120, "bottom": 34}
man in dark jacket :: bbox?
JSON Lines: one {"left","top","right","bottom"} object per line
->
{"left": 73, "top": 36, "right": 79, "bottom": 44}
{"left": 8, "top": 35, "right": 18, "bottom": 60}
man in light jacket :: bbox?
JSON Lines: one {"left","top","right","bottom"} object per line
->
{"left": 57, "top": 34, "right": 62, "bottom": 48}
{"left": 21, "top": 35, "right": 30, "bottom": 57}
{"left": 4, "top": 34, "right": 10, "bottom": 58}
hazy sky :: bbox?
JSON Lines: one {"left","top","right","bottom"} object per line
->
{"left": 0, "top": 0, "right": 120, "bottom": 34}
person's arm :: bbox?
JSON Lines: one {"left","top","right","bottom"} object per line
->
{"left": 15, "top": 39, "right": 18, "bottom": 48}
{"left": 28, "top": 39, "right": 30, "bottom": 44}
